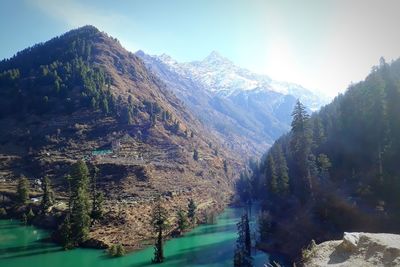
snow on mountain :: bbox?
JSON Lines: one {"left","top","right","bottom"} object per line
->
{"left": 155, "top": 51, "right": 328, "bottom": 111}
{"left": 136, "top": 50, "right": 330, "bottom": 156}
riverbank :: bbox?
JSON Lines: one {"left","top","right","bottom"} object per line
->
{"left": 0, "top": 187, "right": 230, "bottom": 252}
{"left": 0, "top": 207, "right": 276, "bottom": 267}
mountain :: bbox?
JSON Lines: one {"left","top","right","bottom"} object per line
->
{"left": 147, "top": 50, "right": 328, "bottom": 109}
{"left": 241, "top": 58, "right": 400, "bottom": 261}
{"left": 0, "top": 26, "right": 242, "bottom": 247}
{"left": 136, "top": 50, "right": 328, "bottom": 156}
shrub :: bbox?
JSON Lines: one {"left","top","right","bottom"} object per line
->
{"left": 302, "top": 239, "right": 317, "bottom": 263}
{"left": 108, "top": 243, "right": 125, "bottom": 257}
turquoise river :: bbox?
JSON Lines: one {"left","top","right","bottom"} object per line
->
{"left": 0, "top": 207, "right": 287, "bottom": 267}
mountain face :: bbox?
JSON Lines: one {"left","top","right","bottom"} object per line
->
{"left": 241, "top": 58, "right": 400, "bottom": 260}
{"left": 0, "top": 26, "right": 242, "bottom": 247}
{"left": 143, "top": 51, "right": 328, "bottom": 109}
{"left": 136, "top": 50, "right": 328, "bottom": 156}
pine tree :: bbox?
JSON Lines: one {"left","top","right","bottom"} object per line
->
{"left": 120, "top": 107, "right": 133, "bottom": 125}
{"left": 266, "top": 154, "right": 278, "bottom": 194}
{"left": 187, "top": 198, "right": 196, "bottom": 224}
{"left": 290, "top": 100, "right": 313, "bottom": 201}
{"left": 312, "top": 117, "right": 326, "bottom": 150}
{"left": 193, "top": 149, "right": 199, "bottom": 161}
{"left": 275, "top": 145, "right": 289, "bottom": 194}
{"left": 71, "top": 187, "right": 91, "bottom": 244}
{"left": 243, "top": 213, "right": 251, "bottom": 256}
{"left": 41, "top": 176, "right": 54, "bottom": 214}
{"left": 233, "top": 213, "right": 253, "bottom": 267}
{"left": 90, "top": 166, "right": 103, "bottom": 225}
{"left": 91, "top": 192, "right": 104, "bottom": 224}
{"left": 70, "top": 160, "right": 90, "bottom": 196}
{"left": 17, "top": 176, "right": 29, "bottom": 205}
{"left": 151, "top": 197, "right": 168, "bottom": 263}
{"left": 60, "top": 214, "right": 73, "bottom": 249}
{"left": 177, "top": 209, "right": 189, "bottom": 233}
{"left": 66, "top": 160, "right": 91, "bottom": 246}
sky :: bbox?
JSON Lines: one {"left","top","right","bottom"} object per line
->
{"left": 1, "top": 0, "right": 400, "bottom": 98}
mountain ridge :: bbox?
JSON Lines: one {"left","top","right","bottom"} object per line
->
{"left": 137, "top": 50, "right": 327, "bottom": 156}
{"left": 0, "top": 25, "right": 242, "bottom": 248}
{"left": 151, "top": 50, "right": 329, "bottom": 109}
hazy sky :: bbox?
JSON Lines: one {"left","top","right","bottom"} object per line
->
{"left": 1, "top": 0, "right": 400, "bottom": 97}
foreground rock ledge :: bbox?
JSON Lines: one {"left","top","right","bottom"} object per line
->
{"left": 305, "top": 232, "right": 400, "bottom": 267}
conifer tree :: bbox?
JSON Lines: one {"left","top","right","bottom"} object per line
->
{"left": 71, "top": 187, "right": 90, "bottom": 244}
{"left": 64, "top": 160, "right": 91, "bottom": 246}
{"left": 177, "top": 209, "right": 189, "bottom": 233}
{"left": 258, "top": 211, "right": 272, "bottom": 241}
{"left": 290, "top": 100, "right": 313, "bottom": 201}
{"left": 266, "top": 154, "right": 278, "bottom": 194}
{"left": 60, "top": 214, "right": 73, "bottom": 249}
{"left": 275, "top": 145, "right": 289, "bottom": 194}
{"left": 233, "top": 213, "right": 253, "bottom": 267}
{"left": 41, "top": 176, "right": 54, "bottom": 214}
{"left": 151, "top": 197, "right": 168, "bottom": 263}
{"left": 312, "top": 117, "right": 325, "bottom": 150}
{"left": 90, "top": 166, "right": 104, "bottom": 225}
{"left": 17, "top": 176, "right": 29, "bottom": 205}
{"left": 187, "top": 198, "right": 197, "bottom": 224}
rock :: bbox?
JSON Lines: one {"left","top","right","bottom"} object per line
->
{"left": 341, "top": 232, "right": 360, "bottom": 251}
{"left": 304, "top": 232, "right": 400, "bottom": 267}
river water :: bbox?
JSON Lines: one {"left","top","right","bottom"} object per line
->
{"left": 0, "top": 207, "right": 285, "bottom": 267}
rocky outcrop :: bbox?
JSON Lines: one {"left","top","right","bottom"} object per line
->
{"left": 304, "top": 232, "right": 400, "bottom": 267}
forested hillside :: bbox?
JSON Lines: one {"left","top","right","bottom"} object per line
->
{"left": 238, "top": 58, "right": 400, "bottom": 260}
{"left": 0, "top": 26, "right": 242, "bottom": 249}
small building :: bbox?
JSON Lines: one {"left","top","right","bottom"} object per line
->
{"left": 112, "top": 140, "right": 121, "bottom": 152}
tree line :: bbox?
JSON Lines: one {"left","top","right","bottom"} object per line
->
{"left": 236, "top": 57, "right": 400, "bottom": 260}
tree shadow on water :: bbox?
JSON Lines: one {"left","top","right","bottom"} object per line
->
{"left": 0, "top": 238, "right": 63, "bottom": 260}
{"left": 0, "top": 247, "right": 63, "bottom": 260}
{"left": 131, "top": 238, "right": 234, "bottom": 267}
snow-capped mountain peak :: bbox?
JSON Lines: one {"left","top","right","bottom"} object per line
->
{"left": 202, "top": 51, "right": 232, "bottom": 65}
{"left": 138, "top": 50, "right": 329, "bottom": 110}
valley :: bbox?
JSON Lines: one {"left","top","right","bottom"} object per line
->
{"left": 0, "top": 2, "right": 399, "bottom": 266}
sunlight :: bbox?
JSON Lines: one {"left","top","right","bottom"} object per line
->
{"left": 266, "top": 38, "right": 297, "bottom": 81}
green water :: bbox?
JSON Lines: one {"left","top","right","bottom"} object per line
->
{"left": 0, "top": 207, "right": 278, "bottom": 267}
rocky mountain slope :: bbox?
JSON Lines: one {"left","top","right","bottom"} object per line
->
{"left": 0, "top": 25, "right": 243, "bottom": 248}
{"left": 136, "top": 50, "right": 328, "bottom": 156}
{"left": 304, "top": 232, "right": 400, "bottom": 267}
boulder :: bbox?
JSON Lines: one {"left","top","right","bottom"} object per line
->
{"left": 304, "top": 232, "right": 400, "bottom": 267}
{"left": 341, "top": 232, "right": 360, "bottom": 251}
